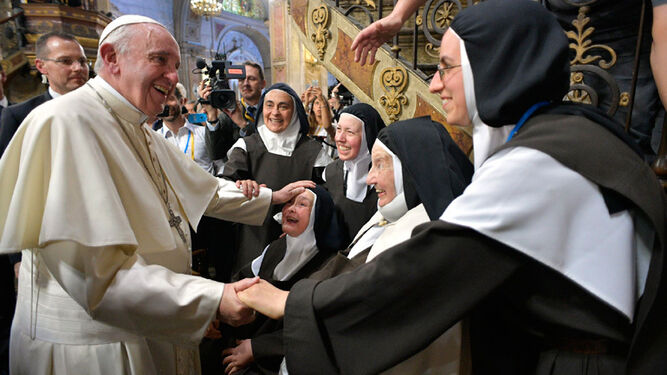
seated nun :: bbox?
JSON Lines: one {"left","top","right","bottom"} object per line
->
{"left": 314, "top": 116, "right": 473, "bottom": 278}
{"left": 323, "top": 103, "right": 386, "bottom": 246}
{"left": 309, "top": 117, "right": 474, "bottom": 375}
{"left": 222, "top": 83, "right": 333, "bottom": 274}
{"left": 221, "top": 185, "right": 344, "bottom": 375}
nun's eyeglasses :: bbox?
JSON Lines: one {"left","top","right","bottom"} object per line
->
{"left": 437, "top": 64, "right": 461, "bottom": 80}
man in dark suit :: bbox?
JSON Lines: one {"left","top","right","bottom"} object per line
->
{"left": 0, "top": 31, "right": 88, "bottom": 157}
{"left": 0, "top": 31, "right": 87, "bottom": 375}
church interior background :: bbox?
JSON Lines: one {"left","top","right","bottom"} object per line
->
{"left": 0, "top": 0, "right": 664, "bottom": 183}
{"left": 0, "top": 0, "right": 333, "bottom": 106}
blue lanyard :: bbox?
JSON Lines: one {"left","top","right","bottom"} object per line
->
{"left": 506, "top": 101, "right": 550, "bottom": 142}
{"left": 183, "top": 129, "right": 192, "bottom": 157}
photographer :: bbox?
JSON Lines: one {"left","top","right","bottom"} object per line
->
{"left": 201, "top": 61, "right": 267, "bottom": 162}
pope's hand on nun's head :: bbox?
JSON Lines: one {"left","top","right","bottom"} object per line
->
{"left": 272, "top": 180, "right": 316, "bottom": 204}
{"left": 236, "top": 179, "right": 261, "bottom": 198}
{"left": 219, "top": 277, "right": 259, "bottom": 327}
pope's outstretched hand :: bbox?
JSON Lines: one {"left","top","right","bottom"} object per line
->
{"left": 237, "top": 279, "right": 289, "bottom": 320}
{"left": 219, "top": 277, "right": 260, "bottom": 326}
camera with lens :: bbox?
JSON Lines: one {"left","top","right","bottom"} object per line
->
{"left": 196, "top": 57, "right": 246, "bottom": 110}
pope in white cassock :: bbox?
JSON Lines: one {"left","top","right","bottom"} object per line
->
{"left": 0, "top": 15, "right": 312, "bottom": 375}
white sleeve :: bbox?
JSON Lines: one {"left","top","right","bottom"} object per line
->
{"left": 38, "top": 241, "right": 224, "bottom": 345}
{"left": 205, "top": 177, "right": 272, "bottom": 225}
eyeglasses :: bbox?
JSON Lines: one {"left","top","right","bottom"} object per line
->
{"left": 41, "top": 57, "right": 88, "bottom": 67}
{"left": 437, "top": 64, "right": 461, "bottom": 80}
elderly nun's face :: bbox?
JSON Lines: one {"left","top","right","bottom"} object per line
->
{"left": 281, "top": 190, "right": 315, "bottom": 237}
{"left": 367, "top": 144, "right": 396, "bottom": 207}
{"left": 429, "top": 30, "right": 471, "bottom": 127}
{"left": 263, "top": 90, "right": 295, "bottom": 133}
{"left": 334, "top": 115, "right": 363, "bottom": 161}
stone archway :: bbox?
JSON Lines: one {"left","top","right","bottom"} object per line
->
{"left": 176, "top": 0, "right": 270, "bottom": 99}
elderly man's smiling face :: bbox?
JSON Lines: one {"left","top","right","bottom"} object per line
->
{"left": 115, "top": 24, "right": 180, "bottom": 117}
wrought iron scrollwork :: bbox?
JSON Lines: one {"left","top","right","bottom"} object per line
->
{"left": 311, "top": 5, "right": 331, "bottom": 60}
{"left": 422, "top": 0, "right": 462, "bottom": 58}
{"left": 343, "top": 5, "right": 375, "bottom": 25}
{"left": 379, "top": 67, "right": 408, "bottom": 121}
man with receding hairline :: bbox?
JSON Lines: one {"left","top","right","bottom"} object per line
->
{"left": 0, "top": 15, "right": 312, "bottom": 375}
{"left": 0, "top": 31, "right": 88, "bottom": 157}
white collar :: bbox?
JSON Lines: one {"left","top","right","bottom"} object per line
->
{"left": 160, "top": 119, "right": 196, "bottom": 137}
{"left": 374, "top": 140, "right": 407, "bottom": 223}
{"left": 48, "top": 86, "right": 62, "bottom": 99}
{"left": 94, "top": 76, "right": 147, "bottom": 123}
{"left": 441, "top": 147, "right": 650, "bottom": 320}
{"left": 455, "top": 30, "right": 513, "bottom": 171}
{"left": 0, "top": 96, "right": 8, "bottom": 108}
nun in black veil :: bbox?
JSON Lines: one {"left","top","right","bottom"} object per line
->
{"left": 314, "top": 116, "right": 472, "bottom": 279}
{"left": 222, "top": 83, "right": 333, "bottom": 275}
{"left": 323, "top": 103, "right": 386, "bottom": 245}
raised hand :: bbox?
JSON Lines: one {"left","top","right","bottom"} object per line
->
{"left": 351, "top": 13, "right": 403, "bottom": 66}
{"left": 219, "top": 277, "right": 260, "bottom": 327}
{"left": 198, "top": 81, "right": 219, "bottom": 122}
{"left": 351, "top": 0, "right": 424, "bottom": 66}
{"left": 237, "top": 279, "right": 289, "bottom": 320}
{"left": 271, "top": 180, "right": 316, "bottom": 205}
{"left": 222, "top": 100, "right": 246, "bottom": 127}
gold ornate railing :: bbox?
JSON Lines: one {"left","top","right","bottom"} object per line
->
{"left": 291, "top": 0, "right": 665, "bottom": 186}
{"left": 289, "top": 0, "right": 473, "bottom": 155}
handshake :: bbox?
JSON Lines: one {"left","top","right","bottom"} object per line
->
{"left": 218, "top": 278, "right": 289, "bottom": 326}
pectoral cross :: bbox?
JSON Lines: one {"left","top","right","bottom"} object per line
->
{"left": 168, "top": 207, "right": 187, "bottom": 244}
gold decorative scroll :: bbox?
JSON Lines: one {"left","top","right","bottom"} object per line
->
{"left": 567, "top": 6, "right": 617, "bottom": 69}
{"left": 310, "top": 5, "right": 330, "bottom": 60}
{"left": 353, "top": 0, "right": 376, "bottom": 9}
{"left": 379, "top": 67, "right": 408, "bottom": 122}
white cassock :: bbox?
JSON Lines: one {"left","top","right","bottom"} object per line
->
{"left": 0, "top": 77, "right": 273, "bottom": 375}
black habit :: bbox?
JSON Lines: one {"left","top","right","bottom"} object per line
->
{"left": 222, "top": 83, "right": 326, "bottom": 274}
{"left": 275, "top": 1, "right": 667, "bottom": 374}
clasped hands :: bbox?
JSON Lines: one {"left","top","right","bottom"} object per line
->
{"left": 218, "top": 278, "right": 289, "bottom": 327}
